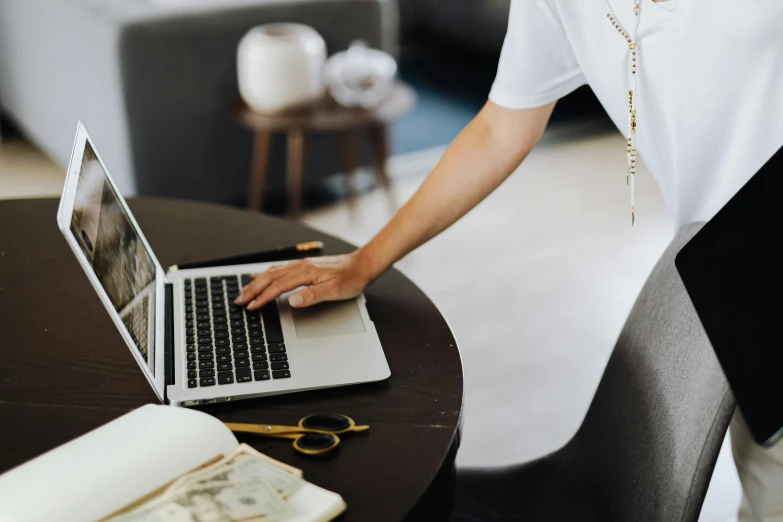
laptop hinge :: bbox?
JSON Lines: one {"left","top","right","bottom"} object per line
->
{"left": 164, "top": 283, "right": 175, "bottom": 389}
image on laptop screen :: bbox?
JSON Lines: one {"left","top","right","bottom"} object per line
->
{"left": 69, "top": 142, "right": 156, "bottom": 374}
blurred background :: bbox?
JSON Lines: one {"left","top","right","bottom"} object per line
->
{"left": 0, "top": 1, "right": 740, "bottom": 519}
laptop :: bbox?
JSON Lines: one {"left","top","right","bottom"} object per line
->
{"left": 675, "top": 145, "right": 783, "bottom": 446}
{"left": 57, "top": 122, "right": 390, "bottom": 407}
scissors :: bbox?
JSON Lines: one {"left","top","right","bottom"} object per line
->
{"left": 224, "top": 414, "right": 369, "bottom": 455}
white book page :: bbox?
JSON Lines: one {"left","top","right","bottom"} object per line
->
{"left": 287, "top": 483, "right": 347, "bottom": 522}
{"left": 0, "top": 405, "right": 238, "bottom": 522}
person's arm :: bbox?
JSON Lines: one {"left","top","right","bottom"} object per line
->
{"left": 235, "top": 100, "right": 555, "bottom": 310}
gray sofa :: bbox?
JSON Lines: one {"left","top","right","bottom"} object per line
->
{"left": 0, "top": 0, "right": 398, "bottom": 202}
{"left": 398, "top": 0, "right": 510, "bottom": 52}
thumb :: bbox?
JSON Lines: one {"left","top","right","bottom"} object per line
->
{"left": 288, "top": 282, "right": 337, "bottom": 308}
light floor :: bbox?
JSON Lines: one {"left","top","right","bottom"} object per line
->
{"left": 0, "top": 126, "right": 741, "bottom": 521}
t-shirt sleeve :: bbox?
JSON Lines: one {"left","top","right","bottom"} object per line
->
{"left": 489, "top": 0, "right": 586, "bottom": 109}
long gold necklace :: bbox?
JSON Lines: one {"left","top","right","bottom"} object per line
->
{"left": 605, "top": 0, "right": 641, "bottom": 224}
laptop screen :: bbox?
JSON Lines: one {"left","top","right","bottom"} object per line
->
{"left": 69, "top": 141, "right": 157, "bottom": 375}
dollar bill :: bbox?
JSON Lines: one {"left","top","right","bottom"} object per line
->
{"left": 221, "top": 449, "right": 304, "bottom": 498}
{"left": 235, "top": 444, "right": 302, "bottom": 478}
{"left": 107, "top": 446, "right": 300, "bottom": 522}
{"left": 110, "top": 479, "right": 291, "bottom": 522}
{"left": 172, "top": 479, "right": 292, "bottom": 522}
{"left": 169, "top": 447, "right": 303, "bottom": 499}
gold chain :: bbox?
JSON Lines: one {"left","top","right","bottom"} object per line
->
{"left": 606, "top": 0, "right": 641, "bottom": 225}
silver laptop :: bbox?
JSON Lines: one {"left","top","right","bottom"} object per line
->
{"left": 57, "top": 122, "right": 390, "bottom": 406}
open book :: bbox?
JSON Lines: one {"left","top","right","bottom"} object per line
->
{"left": 0, "top": 405, "right": 345, "bottom": 522}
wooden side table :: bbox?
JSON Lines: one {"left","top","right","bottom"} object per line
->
{"left": 231, "top": 82, "right": 416, "bottom": 218}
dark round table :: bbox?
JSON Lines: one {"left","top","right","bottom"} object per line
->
{"left": 0, "top": 198, "right": 463, "bottom": 521}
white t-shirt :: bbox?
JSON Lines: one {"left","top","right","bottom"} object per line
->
{"left": 489, "top": 0, "right": 783, "bottom": 228}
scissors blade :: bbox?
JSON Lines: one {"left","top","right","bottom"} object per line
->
{"left": 224, "top": 422, "right": 305, "bottom": 435}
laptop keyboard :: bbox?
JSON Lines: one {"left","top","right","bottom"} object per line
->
{"left": 184, "top": 274, "right": 291, "bottom": 388}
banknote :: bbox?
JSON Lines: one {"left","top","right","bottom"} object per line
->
{"left": 236, "top": 444, "right": 302, "bottom": 478}
{"left": 169, "top": 447, "right": 303, "bottom": 499}
{"left": 109, "top": 479, "right": 291, "bottom": 522}
{"left": 172, "top": 479, "right": 292, "bottom": 522}
{"left": 220, "top": 449, "right": 304, "bottom": 498}
{"left": 107, "top": 446, "right": 300, "bottom": 522}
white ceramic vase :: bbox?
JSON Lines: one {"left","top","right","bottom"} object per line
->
{"left": 237, "top": 23, "right": 326, "bottom": 114}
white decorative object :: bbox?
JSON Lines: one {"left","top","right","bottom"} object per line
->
{"left": 237, "top": 23, "right": 326, "bottom": 114}
{"left": 325, "top": 40, "right": 397, "bottom": 109}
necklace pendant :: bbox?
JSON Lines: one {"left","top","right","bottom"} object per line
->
{"left": 634, "top": 2, "right": 640, "bottom": 15}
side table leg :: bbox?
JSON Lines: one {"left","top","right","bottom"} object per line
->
{"left": 247, "top": 131, "right": 271, "bottom": 211}
{"left": 286, "top": 129, "right": 305, "bottom": 219}
{"left": 338, "top": 130, "right": 359, "bottom": 213}
{"left": 368, "top": 124, "right": 398, "bottom": 213}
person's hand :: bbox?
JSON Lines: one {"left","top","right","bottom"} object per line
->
{"left": 234, "top": 253, "right": 371, "bottom": 310}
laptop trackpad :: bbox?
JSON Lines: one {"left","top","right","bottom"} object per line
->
{"left": 289, "top": 299, "right": 367, "bottom": 339}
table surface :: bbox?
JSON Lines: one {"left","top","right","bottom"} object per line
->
{"left": 231, "top": 82, "right": 416, "bottom": 132}
{"left": 0, "top": 198, "right": 463, "bottom": 521}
